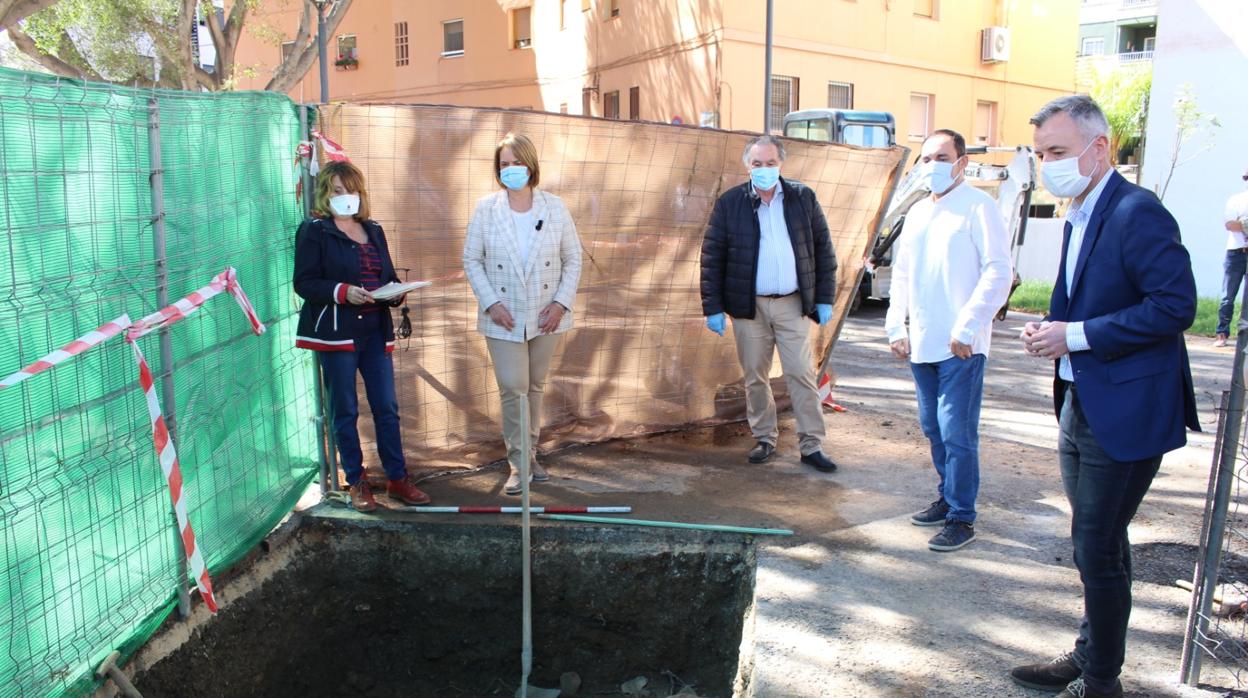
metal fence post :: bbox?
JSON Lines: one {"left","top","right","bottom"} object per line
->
{"left": 1181, "top": 329, "right": 1248, "bottom": 685}
{"left": 148, "top": 97, "right": 192, "bottom": 619}
{"left": 300, "top": 104, "right": 333, "bottom": 494}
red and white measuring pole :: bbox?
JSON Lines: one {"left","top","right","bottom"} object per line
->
{"left": 400, "top": 506, "right": 632, "bottom": 514}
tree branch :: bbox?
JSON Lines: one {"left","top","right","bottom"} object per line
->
{"left": 0, "top": 0, "right": 61, "bottom": 29}
{"left": 4, "top": 22, "right": 87, "bottom": 79}
{"left": 265, "top": 0, "right": 353, "bottom": 94}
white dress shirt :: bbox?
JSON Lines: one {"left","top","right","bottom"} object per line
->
{"left": 884, "top": 181, "right": 1013, "bottom": 363}
{"left": 1058, "top": 170, "right": 1113, "bottom": 381}
{"left": 510, "top": 208, "right": 537, "bottom": 267}
{"left": 1226, "top": 189, "right": 1248, "bottom": 250}
{"left": 754, "top": 186, "right": 799, "bottom": 295}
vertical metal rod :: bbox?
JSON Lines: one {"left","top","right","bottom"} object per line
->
{"left": 299, "top": 104, "right": 332, "bottom": 494}
{"left": 763, "top": 0, "right": 774, "bottom": 133}
{"left": 148, "top": 97, "right": 191, "bottom": 619}
{"left": 316, "top": 2, "right": 329, "bottom": 104}
{"left": 1183, "top": 329, "right": 1248, "bottom": 684}
{"left": 519, "top": 399, "right": 532, "bottom": 698}
{"left": 1180, "top": 389, "right": 1228, "bottom": 684}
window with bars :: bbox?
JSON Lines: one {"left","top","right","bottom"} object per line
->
{"left": 512, "top": 7, "right": 532, "bottom": 48}
{"left": 909, "top": 93, "right": 933, "bottom": 140}
{"left": 395, "top": 22, "right": 409, "bottom": 66}
{"left": 975, "top": 100, "right": 997, "bottom": 146}
{"left": 604, "top": 90, "right": 620, "bottom": 119}
{"left": 443, "top": 19, "right": 464, "bottom": 56}
{"left": 629, "top": 86, "right": 639, "bottom": 120}
{"left": 827, "top": 81, "right": 853, "bottom": 109}
{"left": 769, "top": 75, "right": 798, "bottom": 133}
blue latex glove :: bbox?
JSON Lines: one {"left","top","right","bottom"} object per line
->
{"left": 816, "top": 303, "right": 833, "bottom": 326}
{"left": 706, "top": 313, "right": 726, "bottom": 336}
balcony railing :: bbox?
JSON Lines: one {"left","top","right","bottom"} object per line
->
{"left": 1117, "top": 50, "right": 1154, "bottom": 62}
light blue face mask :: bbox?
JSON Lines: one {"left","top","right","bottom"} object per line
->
{"left": 750, "top": 166, "right": 780, "bottom": 192}
{"left": 500, "top": 165, "right": 530, "bottom": 191}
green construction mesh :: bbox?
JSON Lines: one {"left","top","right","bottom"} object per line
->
{"left": 0, "top": 67, "right": 318, "bottom": 697}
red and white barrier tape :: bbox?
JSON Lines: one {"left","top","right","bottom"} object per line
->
{"left": 131, "top": 340, "right": 218, "bottom": 612}
{"left": 0, "top": 267, "right": 266, "bottom": 614}
{"left": 0, "top": 314, "right": 133, "bottom": 390}
{"left": 817, "top": 373, "right": 847, "bottom": 412}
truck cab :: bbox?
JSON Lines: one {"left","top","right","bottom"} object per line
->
{"left": 782, "top": 109, "right": 896, "bottom": 147}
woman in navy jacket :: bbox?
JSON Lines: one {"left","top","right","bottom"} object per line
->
{"left": 294, "top": 160, "right": 430, "bottom": 511}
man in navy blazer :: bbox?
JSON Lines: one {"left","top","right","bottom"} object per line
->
{"left": 1010, "top": 95, "right": 1200, "bottom": 698}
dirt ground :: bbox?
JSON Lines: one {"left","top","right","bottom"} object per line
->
{"left": 283, "top": 303, "right": 1241, "bottom": 697}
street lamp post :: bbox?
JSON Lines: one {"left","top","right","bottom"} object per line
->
{"left": 764, "top": 0, "right": 774, "bottom": 133}
{"left": 313, "top": 0, "right": 330, "bottom": 104}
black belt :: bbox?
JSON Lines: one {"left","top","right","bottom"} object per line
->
{"left": 1060, "top": 379, "right": 1076, "bottom": 392}
{"left": 758, "top": 292, "right": 797, "bottom": 298}
{"left": 1231, "top": 248, "right": 1248, "bottom": 254}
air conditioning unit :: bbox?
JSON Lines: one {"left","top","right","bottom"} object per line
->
{"left": 981, "top": 26, "right": 1010, "bottom": 63}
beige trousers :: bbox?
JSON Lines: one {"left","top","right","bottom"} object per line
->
{"left": 731, "top": 294, "right": 827, "bottom": 455}
{"left": 485, "top": 333, "right": 561, "bottom": 470}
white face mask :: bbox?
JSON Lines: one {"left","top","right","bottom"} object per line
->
{"left": 329, "top": 193, "right": 360, "bottom": 217}
{"left": 919, "top": 159, "right": 961, "bottom": 196}
{"left": 1041, "top": 139, "right": 1098, "bottom": 198}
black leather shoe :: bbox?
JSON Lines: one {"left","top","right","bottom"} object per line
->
{"left": 800, "top": 451, "right": 837, "bottom": 472}
{"left": 747, "top": 441, "right": 775, "bottom": 463}
{"left": 1010, "top": 652, "right": 1082, "bottom": 691}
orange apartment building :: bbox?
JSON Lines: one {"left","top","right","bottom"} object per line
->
{"left": 234, "top": 0, "right": 1077, "bottom": 149}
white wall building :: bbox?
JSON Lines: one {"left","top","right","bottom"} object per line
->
{"left": 1140, "top": 0, "right": 1248, "bottom": 297}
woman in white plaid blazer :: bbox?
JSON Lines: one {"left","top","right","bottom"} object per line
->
{"left": 463, "top": 133, "right": 582, "bottom": 495}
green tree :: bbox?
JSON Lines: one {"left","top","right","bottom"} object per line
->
{"left": 1089, "top": 64, "right": 1152, "bottom": 164}
{"left": 2, "top": 0, "right": 352, "bottom": 91}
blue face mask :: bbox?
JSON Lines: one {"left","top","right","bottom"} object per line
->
{"left": 750, "top": 166, "right": 780, "bottom": 192}
{"left": 500, "top": 165, "right": 530, "bottom": 191}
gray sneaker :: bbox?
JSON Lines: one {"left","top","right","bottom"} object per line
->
{"left": 910, "top": 498, "right": 949, "bottom": 526}
{"left": 928, "top": 521, "right": 975, "bottom": 552}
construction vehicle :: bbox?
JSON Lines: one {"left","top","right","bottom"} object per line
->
{"left": 782, "top": 109, "right": 896, "bottom": 147}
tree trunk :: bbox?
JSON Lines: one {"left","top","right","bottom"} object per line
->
{"left": 266, "top": 0, "right": 354, "bottom": 95}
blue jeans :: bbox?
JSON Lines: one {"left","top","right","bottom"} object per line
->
{"left": 1217, "top": 249, "right": 1247, "bottom": 336}
{"left": 319, "top": 316, "right": 406, "bottom": 486}
{"left": 910, "top": 354, "right": 986, "bottom": 524}
{"left": 1059, "top": 387, "right": 1161, "bottom": 693}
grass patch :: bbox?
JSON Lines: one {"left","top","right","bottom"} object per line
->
{"left": 1007, "top": 280, "right": 1239, "bottom": 336}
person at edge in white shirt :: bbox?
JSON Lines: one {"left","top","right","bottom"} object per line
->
{"left": 1214, "top": 166, "right": 1248, "bottom": 347}
{"left": 884, "top": 128, "right": 1013, "bottom": 553}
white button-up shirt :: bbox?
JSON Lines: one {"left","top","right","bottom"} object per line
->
{"left": 884, "top": 181, "right": 1013, "bottom": 363}
{"left": 1226, "top": 189, "right": 1248, "bottom": 250}
{"left": 1058, "top": 171, "right": 1113, "bottom": 381}
{"left": 754, "top": 186, "right": 799, "bottom": 296}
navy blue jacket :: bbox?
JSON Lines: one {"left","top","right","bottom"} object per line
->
{"left": 293, "top": 217, "right": 402, "bottom": 352}
{"left": 1050, "top": 171, "right": 1201, "bottom": 461}
{"left": 700, "top": 177, "right": 837, "bottom": 320}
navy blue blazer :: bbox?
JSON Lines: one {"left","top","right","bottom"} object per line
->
{"left": 1049, "top": 170, "right": 1200, "bottom": 462}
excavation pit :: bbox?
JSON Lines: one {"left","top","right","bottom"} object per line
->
{"left": 134, "top": 508, "right": 758, "bottom": 697}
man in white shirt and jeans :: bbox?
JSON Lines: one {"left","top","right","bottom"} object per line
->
{"left": 884, "top": 129, "right": 1013, "bottom": 551}
{"left": 1216, "top": 167, "right": 1248, "bottom": 347}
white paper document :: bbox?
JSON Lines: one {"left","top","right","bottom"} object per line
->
{"left": 369, "top": 280, "right": 431, "bottom": 301}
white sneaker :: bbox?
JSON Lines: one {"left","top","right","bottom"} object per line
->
{"left": 504, "top": 466, "right": 533, "bottom": 496}
{"left": 531, "top": 452, "right": 549, "bottom": 482}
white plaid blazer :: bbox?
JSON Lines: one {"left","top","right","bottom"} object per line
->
{"left": 463, "top": 189, "right": 582, "bottom": 342}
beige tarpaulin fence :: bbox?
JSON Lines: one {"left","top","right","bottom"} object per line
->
{"left": 315, "top": 103, "right": 905, "bottom": 473}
